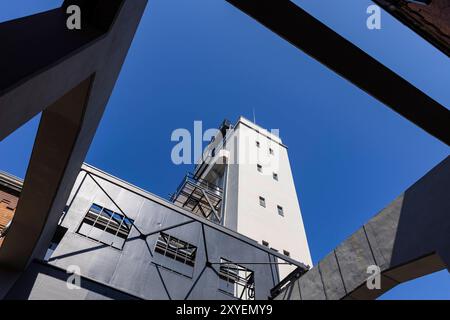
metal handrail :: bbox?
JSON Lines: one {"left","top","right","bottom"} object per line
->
{"left": 171, "top": 172, "right": 223, "bottom": 202}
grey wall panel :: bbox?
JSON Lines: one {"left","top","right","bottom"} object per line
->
{"left": 50, "top": 233, "right": 121, "bottom": 284}
{"left": 16, "top": 166, "right": 302, "bottom": 300}
{"left": 6, "top": 261, "right": 137, "bottom": 300}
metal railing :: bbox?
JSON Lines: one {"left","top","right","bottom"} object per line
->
{"left": 170, "top": 172, "right": 223, "bottom": 202}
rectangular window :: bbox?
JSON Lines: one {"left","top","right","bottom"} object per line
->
{"left": 77, "top": 203, "right": 133, "bottom": 250}
{"left": 256, "top": 141, "right": 260, "bottom": 148}
{"left": 259, "top": 196, "right": 266, "bottom": 208}
{"left": 273, "top": 172, "right": 278, "bottom": 181}
{"left": 154, "top": 232, "right": 197, "bottom": 267}
{"left": 277, "top": 205, "right": 284, "bottom": 216}
{"left": 257, "top": 164, "right": 262, "bottom": 173}
{"left": 218, "top": 258, "right": 255, "bottom": 300}
{"left": 269, "top": 148, "right": 274, "bottom": 155}
{"left": 283, "top": 250, "right": 290, "bottom": 257}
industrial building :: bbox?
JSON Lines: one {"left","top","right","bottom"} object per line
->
{"left": 1, "top": 0, "right": 448, "bottom": 301}
{"left": 0, "top": 118, "right": 311, "bottom": 299}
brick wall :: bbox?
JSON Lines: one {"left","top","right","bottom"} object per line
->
{"left": 375, "top": 0, "right": 450, "bottom": 56}
{"left": 0, "top": 188, "right": 20, "bottom": 246}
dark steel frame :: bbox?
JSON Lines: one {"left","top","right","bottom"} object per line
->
{"left": 226, "top": 0, "right": 450, "bottom": 145}
{"left": 54, "top": 168, "right": 309, "bottom": 300}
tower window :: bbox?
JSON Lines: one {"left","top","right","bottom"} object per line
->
{"left": 257, "top": 164, "right": 262, "bottom": 173}
{"left": 269, "top": 148, "right": 274, "bottom": 155}
{"left": 256, "top": 141, "right": 260, "bottom": 148}
{"left": 154, "top": 232, "right": 197, "bottom": 267}
{"left": 277, "top": 205, "right": 284, "bottom": 216}
{"left": 273, "top": 172, "right": 278, "bottom": 181}
{"left": 77, "top": 204, "right": 133, "bottom": 250}
{"left": 218, "top": 258, "right": 255, "bottom": 300}
{"left": 259, "top": 196, "right": 266, "bottom": 208}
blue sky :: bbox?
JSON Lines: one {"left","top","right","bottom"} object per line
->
{"left": 1, "top": 0, "right": 449, "bottom": 299}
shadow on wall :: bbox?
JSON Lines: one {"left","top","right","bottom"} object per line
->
{"left": 5, "top": 260, "right": 139, "bottom": 300}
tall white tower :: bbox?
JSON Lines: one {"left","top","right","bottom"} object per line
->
{"left": 172, "top": 116, "right": 312, "bottom": 277}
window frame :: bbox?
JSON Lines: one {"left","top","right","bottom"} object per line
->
{"left": 259, "top": 196, "right": 266, "bottom": 208}
{"left": 218, "top": 258, "right": 255, "bottom": 300}
{"left": 154, "top": 232, "right": 197, "bottom": 268}
{"left": 76, "top": 203, "right": 134, "bottom": 250}
{"left": 257, "top": 164, "right": 262, "bottom": 173}
{"left": 277, "top": 205, "right": 284, "bottom": 216}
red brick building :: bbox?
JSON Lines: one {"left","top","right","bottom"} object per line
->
{"left": 0, "top": 172, "right": 22, "bottom": 246}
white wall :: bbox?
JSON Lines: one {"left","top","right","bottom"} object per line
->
{"left": 219, "top": 117, "right": 312, "bottom": 278}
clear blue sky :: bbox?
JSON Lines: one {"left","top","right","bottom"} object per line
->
{"left": 1, "top": 0, "right": 449, "bottom": 299}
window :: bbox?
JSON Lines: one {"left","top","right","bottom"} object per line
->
{"left": 259, "top": 196, "right": 266, "bottom": 208}
{"left": 256, "top": 141, "right": 260, "bottom": 148}
{"left": 154, "top": 232, "right": 197, "bottom": 267}
{"left": 283, "top": 250, "right": 290, "bottom": 257}
{"left": 277, "top": 205, "right": 284, "bottom": 216}
{"left": 218, "top": 258, "right": 255, "bottom": 300}
{"left": 269, "top": 148, "right": 274, "bottom": 155}
{"left": 77, "top": 204, "right": 133, "bottom": 249}
{"left": 273, "top": 172, "right": 278, "bottom": 181}
{"left": 257, "top": 164, "right": 262, "bottom": 173}
{"left": 262, "top": 240, "right": 269, "bottom": 247}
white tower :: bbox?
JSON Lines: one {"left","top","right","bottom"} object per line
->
{"left": 186, "top": 117, "right": 312, "bottom": 277}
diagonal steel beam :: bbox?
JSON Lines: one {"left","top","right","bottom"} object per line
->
{"left": 226, "top": 0, "right": 450, "bottom": 145}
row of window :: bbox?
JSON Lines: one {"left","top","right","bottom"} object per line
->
{"left": 258, "top": 196, "right": 284, "bottom": 216}
{"left": 256, "top": 164, "right": 278, "bottom": 181}
{"left": 75, "top": 204, "right": 255, "bottom": 300}
{"left": 154, "top": 231, "right": 255, "bottom": 300}
{"left": 261, "top": 240, "right": 290, "bottom": 258}
{"left": 255, "top": 141, "right": 275, "bottom": 156}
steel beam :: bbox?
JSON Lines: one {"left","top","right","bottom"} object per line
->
{"left": 226, "top": 0, "right": 450, "bottom": 145}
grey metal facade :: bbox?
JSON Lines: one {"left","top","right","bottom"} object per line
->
{"left": 6, "top": 164, "right": 306, "bottom": 300}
